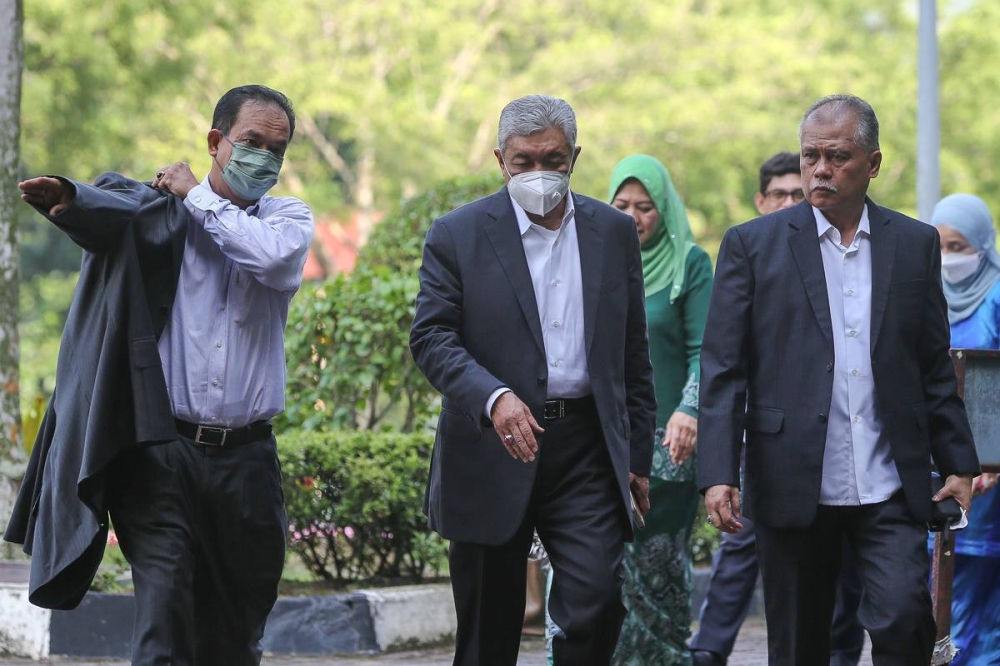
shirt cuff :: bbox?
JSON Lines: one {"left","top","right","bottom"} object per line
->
{"left": 485, "top": 388, "right": 511, "bottom": 421}
{"left": 185, "top": 184, "right": 229, "bottom": 217}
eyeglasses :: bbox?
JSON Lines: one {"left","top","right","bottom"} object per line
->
{"left": 763, "top": 188, "right": 805, "bottom": 203}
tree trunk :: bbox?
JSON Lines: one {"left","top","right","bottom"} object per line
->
{"left": 0, "top": 0, "right": 26, "bottom": 522}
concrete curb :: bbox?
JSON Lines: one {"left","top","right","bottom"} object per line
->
{"left": 0, "top": 565, "right": 759, "bottom": 658}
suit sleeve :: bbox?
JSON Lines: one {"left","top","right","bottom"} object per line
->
{"left": 37, "top": 173, "right": 140, "bottom": 253}
{"left": 675, "top": 248, "right": 714, "bottom": 419}
{"left": 919, "top": 228, "right": 980, "bottom": 477}
{"left": 698, "top": 226, "right": 753, "bottom": 492}
{"left": 410, "top": 218, "right": 506, "bottom": 419}
{"left": 623, "top": 221, "right": 657, "bottom": 477}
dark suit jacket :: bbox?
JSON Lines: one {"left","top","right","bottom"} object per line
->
{"left": 698, "top": 198, "right": 979, "bottom": 528}
{"left": 4, "top": 173, "right": 186, "bottom": 609}
{"left": 409, "top": 187, "right": 657, "bottom": 545}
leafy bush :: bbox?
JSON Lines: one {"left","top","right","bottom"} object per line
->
{"left": 690, "top": 502, "right": 722, "bottom": 567}
{"left": 280, "top": 269, "right": 433, "bottom": 432}
{"left": 358, "top": 173, "right": 503, "bottom": 275}
{"left": 279, "top": 429, "right": 447, "bottom": 585}
{"left": 279, "top": 173, "right": 502, "bottom": 434}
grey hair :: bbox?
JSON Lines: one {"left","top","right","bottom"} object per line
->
{"left": 497, "top": 95, "right": 577, "bottom": 155}
{"left": 799, "top": 94, "right": 880, "bottom": 154}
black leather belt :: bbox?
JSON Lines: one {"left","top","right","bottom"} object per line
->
{"left": 543, "top": 396, "right": 595, "bottom": 420}
{"left": 174, "top": 419, "right": 272, "bottom": 447}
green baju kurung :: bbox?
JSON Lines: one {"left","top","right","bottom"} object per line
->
{"left": 613, "top": 247, "right": 713, "bottom": 666}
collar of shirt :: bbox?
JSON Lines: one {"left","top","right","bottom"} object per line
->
{"left": 812, "top": 203, "right": 871, "bottom": 250}
{"left": 509, "top": 190, "right": 576, "bottom": 237}
{"left": 197, "top": 175, "right": 264, "bottom": 217}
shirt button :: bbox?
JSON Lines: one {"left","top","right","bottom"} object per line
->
{"left": 194, "top": 196, "right": 202, "bottom": 203}
{"left": 848, "top": 330, "right": 857, "bottom": 338}
{"left": 552, "top": 360, "right": 561, "bottom": 367}
{"left": 846, "top": 289, "right": 854, "bottom": 297}
{"left": 552, "top": 321, "right": 561, "bottom": 328}
{"left": 853, "top": 416, "right": 860, "bottom": 424}
{"left": 551, "top": 280, "right": 561, "bottom": 287}
{"left": 216, "top": 341, "right": 223, "bottom": 348}
{"left": 851, "top": 369, "right": 859, "bottom": 376}
{"left": 212, "top": 378, "right": 220, "bottom": 387}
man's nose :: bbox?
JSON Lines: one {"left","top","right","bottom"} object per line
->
{"left": 813, "top": 157, "right": 833, "bottom": 177}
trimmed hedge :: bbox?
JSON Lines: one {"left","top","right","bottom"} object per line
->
{"left": 278, "top": 429, "right": 447, "bottom": 585}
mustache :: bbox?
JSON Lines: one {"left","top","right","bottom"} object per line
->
{"left": 811, "top": 181, "right": 838, "bottom": 193}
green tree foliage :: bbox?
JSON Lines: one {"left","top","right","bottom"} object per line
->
{"left": 22, "top": 0, "right": 1000, "bottom": 261}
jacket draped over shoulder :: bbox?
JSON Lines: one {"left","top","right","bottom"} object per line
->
{"left": 4, "top": 173, "right": 186, "bottom": 609}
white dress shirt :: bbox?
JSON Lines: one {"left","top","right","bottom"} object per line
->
{"left": 485, "top": 193, "right": 590, "bottom": 417}
{"left": 157, "top": 177, "right": 314, "bottom": 428}
{"left": 814, "top": 205, "right": 902, "bottom": 505}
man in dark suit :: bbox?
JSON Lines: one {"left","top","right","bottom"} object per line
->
{"left": 698, "top": 95, "right": 980, "bottom": 665}
{"left": 690, "top": 152, "right": 864, "bottom": 666}
{"left": 11, "top": 85, "right": 313, "bottom": 665}
{"left": 410, "top": 94, "right": 656, "bottom": 666}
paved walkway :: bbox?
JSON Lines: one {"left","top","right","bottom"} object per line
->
{"left": 0, "top": 618, "right": 875, "bottom": 665}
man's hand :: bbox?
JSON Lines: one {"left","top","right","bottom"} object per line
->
{"left": 629, "top": 473, "right": 650, "bottom": 516}
{"left": 662, "top": 411, "right": 697, "bottom": 465}
{"left": 705, "top": 484, "right": 743, "bottom": 533}
{"left": 933, "top": 473, "right": 974, "bottom": 513}
{"left": 973, "top": 473, "right": 998, "bottom": 496}
{"left": 19, "top": 176, "right": 74, "bottom": 217}
{"left": 490, "top": 392, "right": 544, "bottom": 463}
{"left": 152, "top": 162, "right": 199, "bottom": 200}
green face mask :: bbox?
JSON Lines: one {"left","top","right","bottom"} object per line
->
{"left": 220, "top": 136, "right": 283, "bottom": 200}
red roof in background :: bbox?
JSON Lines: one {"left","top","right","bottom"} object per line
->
{"left": 302, "top": 210, "right": 382, "bottom": 279}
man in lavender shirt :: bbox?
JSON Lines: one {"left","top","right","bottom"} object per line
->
{"left": 15, "top": 85, "right": 313, "bottom": 664}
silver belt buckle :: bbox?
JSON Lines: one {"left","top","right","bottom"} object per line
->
{"left": 544, "top": 400, "right": 565, "bottom": 420}
{"left": 194, "top": 425, "right": 228, "bottom": 446}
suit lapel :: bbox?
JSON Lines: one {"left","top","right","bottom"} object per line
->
{"left": 483, "top": 190, "right": 545, "bottom": 355}
{"left": 574, "top": 196, "right": 605, "bottom": 358}
{"left": 787, "top": 206, "right": 835, "bottom": 347}
{"left": 867, "top": 202, "right": 896, "bottom": 353}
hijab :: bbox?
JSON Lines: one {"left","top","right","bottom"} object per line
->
{"left": 930, "top": 193, "right": 1000, "bottom": 324}
{"left": 607, "top": 154, "right": 694, "bottom": 302}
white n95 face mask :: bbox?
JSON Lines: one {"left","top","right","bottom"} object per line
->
{"left": 505, "top": 166, "right": 570, "bottom": 217}
{"left": 941, "top": 252, "right": 982, "bottom": 284}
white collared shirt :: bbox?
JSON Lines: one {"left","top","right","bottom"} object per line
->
{"left": 814, "top": 204, "right": 902, "bottom": 505}
{"left": 485, "top": 193, "right": 590, "bottom": 417}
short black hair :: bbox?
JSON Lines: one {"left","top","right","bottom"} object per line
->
{"left": 212, "top": 85, "right": 296, "bottom": 140}
{"left": 759, "top": 151, "right": 800, "bottom": 194}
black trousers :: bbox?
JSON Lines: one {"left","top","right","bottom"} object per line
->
{"left": 108, "top": 434, "right": 287, "bottom": 666}
{"left": 448, "top": 404, "right": 628, "bottom": 666}
{"left": 690, "top": 513, "right": 865, "bottom": 665}
{"left": 756, "top": 491, "right": 934, "bottom": 666}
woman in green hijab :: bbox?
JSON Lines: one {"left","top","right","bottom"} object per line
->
{"left": 608, "top": 154, "right": 714, "bottom": 665}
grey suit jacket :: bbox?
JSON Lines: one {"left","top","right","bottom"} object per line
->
{"left": 698, "top": 198, "right": 979, "bottom": 528}
{"left": 410, "top": 187, "right": 656, "bottom": 545}
{"left": 5, "top": 173, "right": 185, "bottom": 609}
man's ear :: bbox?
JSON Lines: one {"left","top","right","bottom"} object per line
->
{"left": 754, "top": 192, "right": 766, "bottom": 215}
{"left": 208, "top": 129, "right": 223, "bottom": 157}
{"left": 570, "top": 145, "right": 582, "bottom": 174}
{"left": 868, "top": 149, "right": 882, "bottom": 179}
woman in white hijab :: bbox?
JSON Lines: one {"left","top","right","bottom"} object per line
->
{"left": 930, "top": 193, "right": 1000, "bottom": 666}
